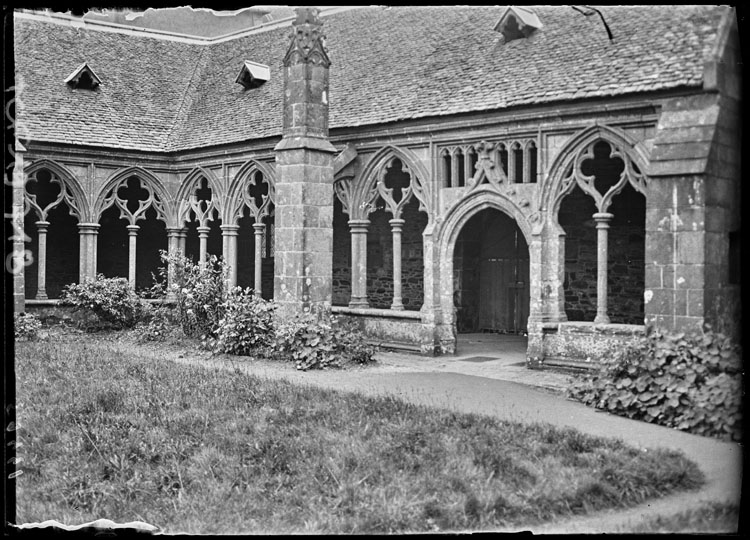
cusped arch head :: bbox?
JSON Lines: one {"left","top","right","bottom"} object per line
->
{"left": 437, "top": 189, "right": 533, "bottom": 324}
{"left": 176, "top": 166, "right": 225, "bottom": 225}
{"left": 354, "top": 145, "right": 431, "bottom": 220}
{"left": 24, "top": 158, "right": 90, "bottom": 221}
{"left": 542, "top": 123, "right": 650, "bottom": 215}
{"left": 224, "top": 159, "right": 277, "bottom": 224}
{"left": 94, "top": 166, "right": 173, "bottom": 225}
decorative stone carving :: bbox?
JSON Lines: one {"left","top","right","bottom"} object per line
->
{"left": 25, "top": 169, "right": 83, "bottom": 221}
{"left": 100, "top": 176, "right": 168, "bottom": 225}
{"left": 232, "top": 169, "right": 275, "bottom": 223}
{"left": 376, "top": 158, "right": 414, "bottom": 220}
{"left": 283, "top": 8, "right": 331, "bottom": 67}
{"left": 555, "top": 139, "right": 647, "bottom": 213}
{"left": 333, "top": 176, "right": 353, "bottom": 215}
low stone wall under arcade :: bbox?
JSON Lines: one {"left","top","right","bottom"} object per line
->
{"left": 533, "top": 322, "right": 645, "bottom": 370}
{"left": 331, "top": 306, "right": 428, "bottom": 353}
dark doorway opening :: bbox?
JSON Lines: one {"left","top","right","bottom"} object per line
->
{"left": 454, "top": 209, "right": 529, "bottom": 334}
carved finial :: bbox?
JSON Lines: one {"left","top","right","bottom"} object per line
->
{"left": 294, "top": 7, "right": 322, "bottom": 26}
{"left": 283, "top": 7, "right": 331, "bottom": 67}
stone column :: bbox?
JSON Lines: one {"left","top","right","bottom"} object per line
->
{"left": 12, "top": 149, "right": 26, "bottom": 312}
{"left": 253, "top": 222, "right": 266, "bottom": 296}
{"left": 197, "top": 225, "right": 211, "bottom": 264}
{"left": 273, "top": 7, "right": 337, "bottom": 319}
{"left": 177, "top": 228, "right": 187, "bottom": 255}
{"left": 593, "top": 212, "right": 613, "bottom": 324}
{"left": 34, "top": 220, "right": 50, "bottom": 300}
{"left": 77, "top": 223, "right": 100, "bottom": 283}
{"left": 165, "top": 227, "right": 183, "bottom": 299}
{"left": 348, "top": 219, "right": 370, "bottom": 308}
{"left": 221, "top": 224, "right": 240, "bottom": 288}
{"left": 126, "top": 224, "right": 139, "bottom": 289}
{"left": 389, "top": 218, "right": 405, "bottom": 310}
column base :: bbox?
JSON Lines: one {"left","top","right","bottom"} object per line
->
{"left": 348, "top": 299, "right": 370, "bottom": 309}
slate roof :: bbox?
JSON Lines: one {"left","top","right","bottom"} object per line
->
{"left": 14, "top": 5, "right": 728, "bottom": 153}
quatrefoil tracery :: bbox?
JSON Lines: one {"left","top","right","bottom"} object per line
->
{"left": 100, "top": 176, "right": 168, "bottom": 225}
{"left": 235, "top": 169, "right": 275, "bottom": 222}
{"left": 558, "top": 140, "right": 646, "bottom": 213}
{"left": 179, "top": 178, "right": 220, "bottom": 227}
{"left": 376, "top": 158, "right": 415, "bottom": 220}
{"left": 25, "top": 169, "right": 82, "bottom": 221}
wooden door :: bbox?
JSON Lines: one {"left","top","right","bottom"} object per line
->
{"left": 477, "top": 217, "right": 529, "bottom": 333}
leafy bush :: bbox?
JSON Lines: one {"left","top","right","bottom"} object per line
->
{"left": 137, "top": 304, "right": 178, "bottom": 343}
{"left": 568, "top": 327, "right": 743, "bottom": 442}
{"left": 14, "top": 312, "right": 42, "bottom": 341}
{"left": 272, "top": 309, "right": 376, "bottom": 370}
{"left": 161, "top": 252, "right": 228, "bottom": 339}
{"left": 212, "top": 288, "right": 276, "bottom": 355}
{"left": 60, "top": 275, "right": 144, "bottom": 330}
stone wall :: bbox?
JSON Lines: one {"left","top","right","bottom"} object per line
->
{"left": 366, "top": 197, "right": 426, "bottom": 310}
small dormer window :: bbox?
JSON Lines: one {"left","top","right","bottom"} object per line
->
{"left": 65, "top": 63, "right": 102, "bottom": 90}
{"left": 494, "top": 6, "right": 543, "bottom": 43}
{"left": 235, "top": 61, "right": 270, "bottom": 90}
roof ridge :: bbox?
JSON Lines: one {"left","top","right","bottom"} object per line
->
{"left": 14, "top": 7, "right": 362, "bottom": 45}
{"left": 165, "top": 46, "right": 211, "bottom": 151}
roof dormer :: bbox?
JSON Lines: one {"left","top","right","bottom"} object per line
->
{"left": 64, "top": 63, "right": 102, "bottom": 90}
{"left": 235, "top": 60, "right": 270, "bottom": 90}
{"left": 494, "top": 6, "right": 543, "bottom": 43}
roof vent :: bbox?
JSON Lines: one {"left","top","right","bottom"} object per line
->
{"left": 236, "top": 61, "right": 270, "bottom": 90}
{"left": 65, "top": 63, "right": 102, "bottom": 90}
{"left": 494, "top": 6, "right": 543, "bottom": 42}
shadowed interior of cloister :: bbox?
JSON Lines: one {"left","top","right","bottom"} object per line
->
{"left": 23, "top": 169, "right": 79, "bottom": 299}
{"left": 558, "top": 141, "right": 646, "bottom": 325}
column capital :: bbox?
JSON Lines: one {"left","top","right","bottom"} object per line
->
{"left": 592, "top": 212, "right": 614, "bottom": 225}
{"left": 388, "top": 218, "right": 406, "bottom": 230}
{"left": 78, "top": 222, "right": 101, "bottom": 233}
{"left": 126, "top": 225, "right": 140, "bottom": 235}
{"left": 221, "top": 224, "right": 241, "bottom": 234}
{"left": 197, "top": 225, "right": 211, "bottom": 235}
{"left": 348, "top": 219, "right": 371, "bottom": 232}
{"left": 165, "top": 226, "right": 185, "bottom": 235}
{"left": 35, "top": 220, "right": 50, "bottom": 230}
{"left": 252, "top": 222, "right": 267, "bottom": 233}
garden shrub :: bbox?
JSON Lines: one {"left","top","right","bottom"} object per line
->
{"left": 14, "top": 312, "right": 42, "bottom": 341}
{"left": 212, "top": 287, "right": 276, "bottom": 355}
{"left": 160, "top": 252, "right": 228, "bottom": 339}
{"left": 138, "top": 304, "right": 178, "bottom": 343}
{"left": 272, "top": 308, "right": 376, "bottom": 370}
{"left": 60, "top": 275, "right": 144, "bottom": 330}
{"left": 568, "top": 327, "right": 743, "bottom": 442}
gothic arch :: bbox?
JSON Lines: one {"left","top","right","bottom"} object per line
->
{"left": 24, "top": 158, "right": 90, "bottom": 221}
{"left": 542, "top": 124, "right": 650, "bottom": 216}
{"left": 94, "top": 166, "right": 173, "bottom": 224}
{"left": 224, "top": 159, "right": 277, "bottom": 224}
{"left": 353, "top": 145, "right": 431, "bottom": 220}
{"left": 176, "top": 166, "right": 224, "bottom": 226}
{"left": 437, "top": 189, "right": 533, "bottom": 325}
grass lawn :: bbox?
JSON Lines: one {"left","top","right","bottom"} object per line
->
{"left": 622, "top": 501, "right": 740, "bottom": 534}
{"left": 15, "top": 336, "right": 705, "bottom": 534}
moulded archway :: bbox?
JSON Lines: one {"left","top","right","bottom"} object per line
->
{"left": 437, "top": 189, "right": 534, "bottom": 332}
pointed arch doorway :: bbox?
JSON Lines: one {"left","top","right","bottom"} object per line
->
{"left": 454, "top": 208, "right": 529, "bottom": 335}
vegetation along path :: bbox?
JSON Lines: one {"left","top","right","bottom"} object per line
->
{"left": 17, "top": 333, "right": 742, "bottom": 534}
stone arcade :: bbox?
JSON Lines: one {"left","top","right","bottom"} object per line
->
{"left": 11, "top": 6, "right": 742, "bottom": 369}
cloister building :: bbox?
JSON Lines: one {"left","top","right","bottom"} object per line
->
{"left": 10, "top": 6, "right": 741, "bottom": 368}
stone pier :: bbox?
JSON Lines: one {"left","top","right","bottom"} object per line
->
{"left": 273, "top": 7, "right": 337, "bottom": 318}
